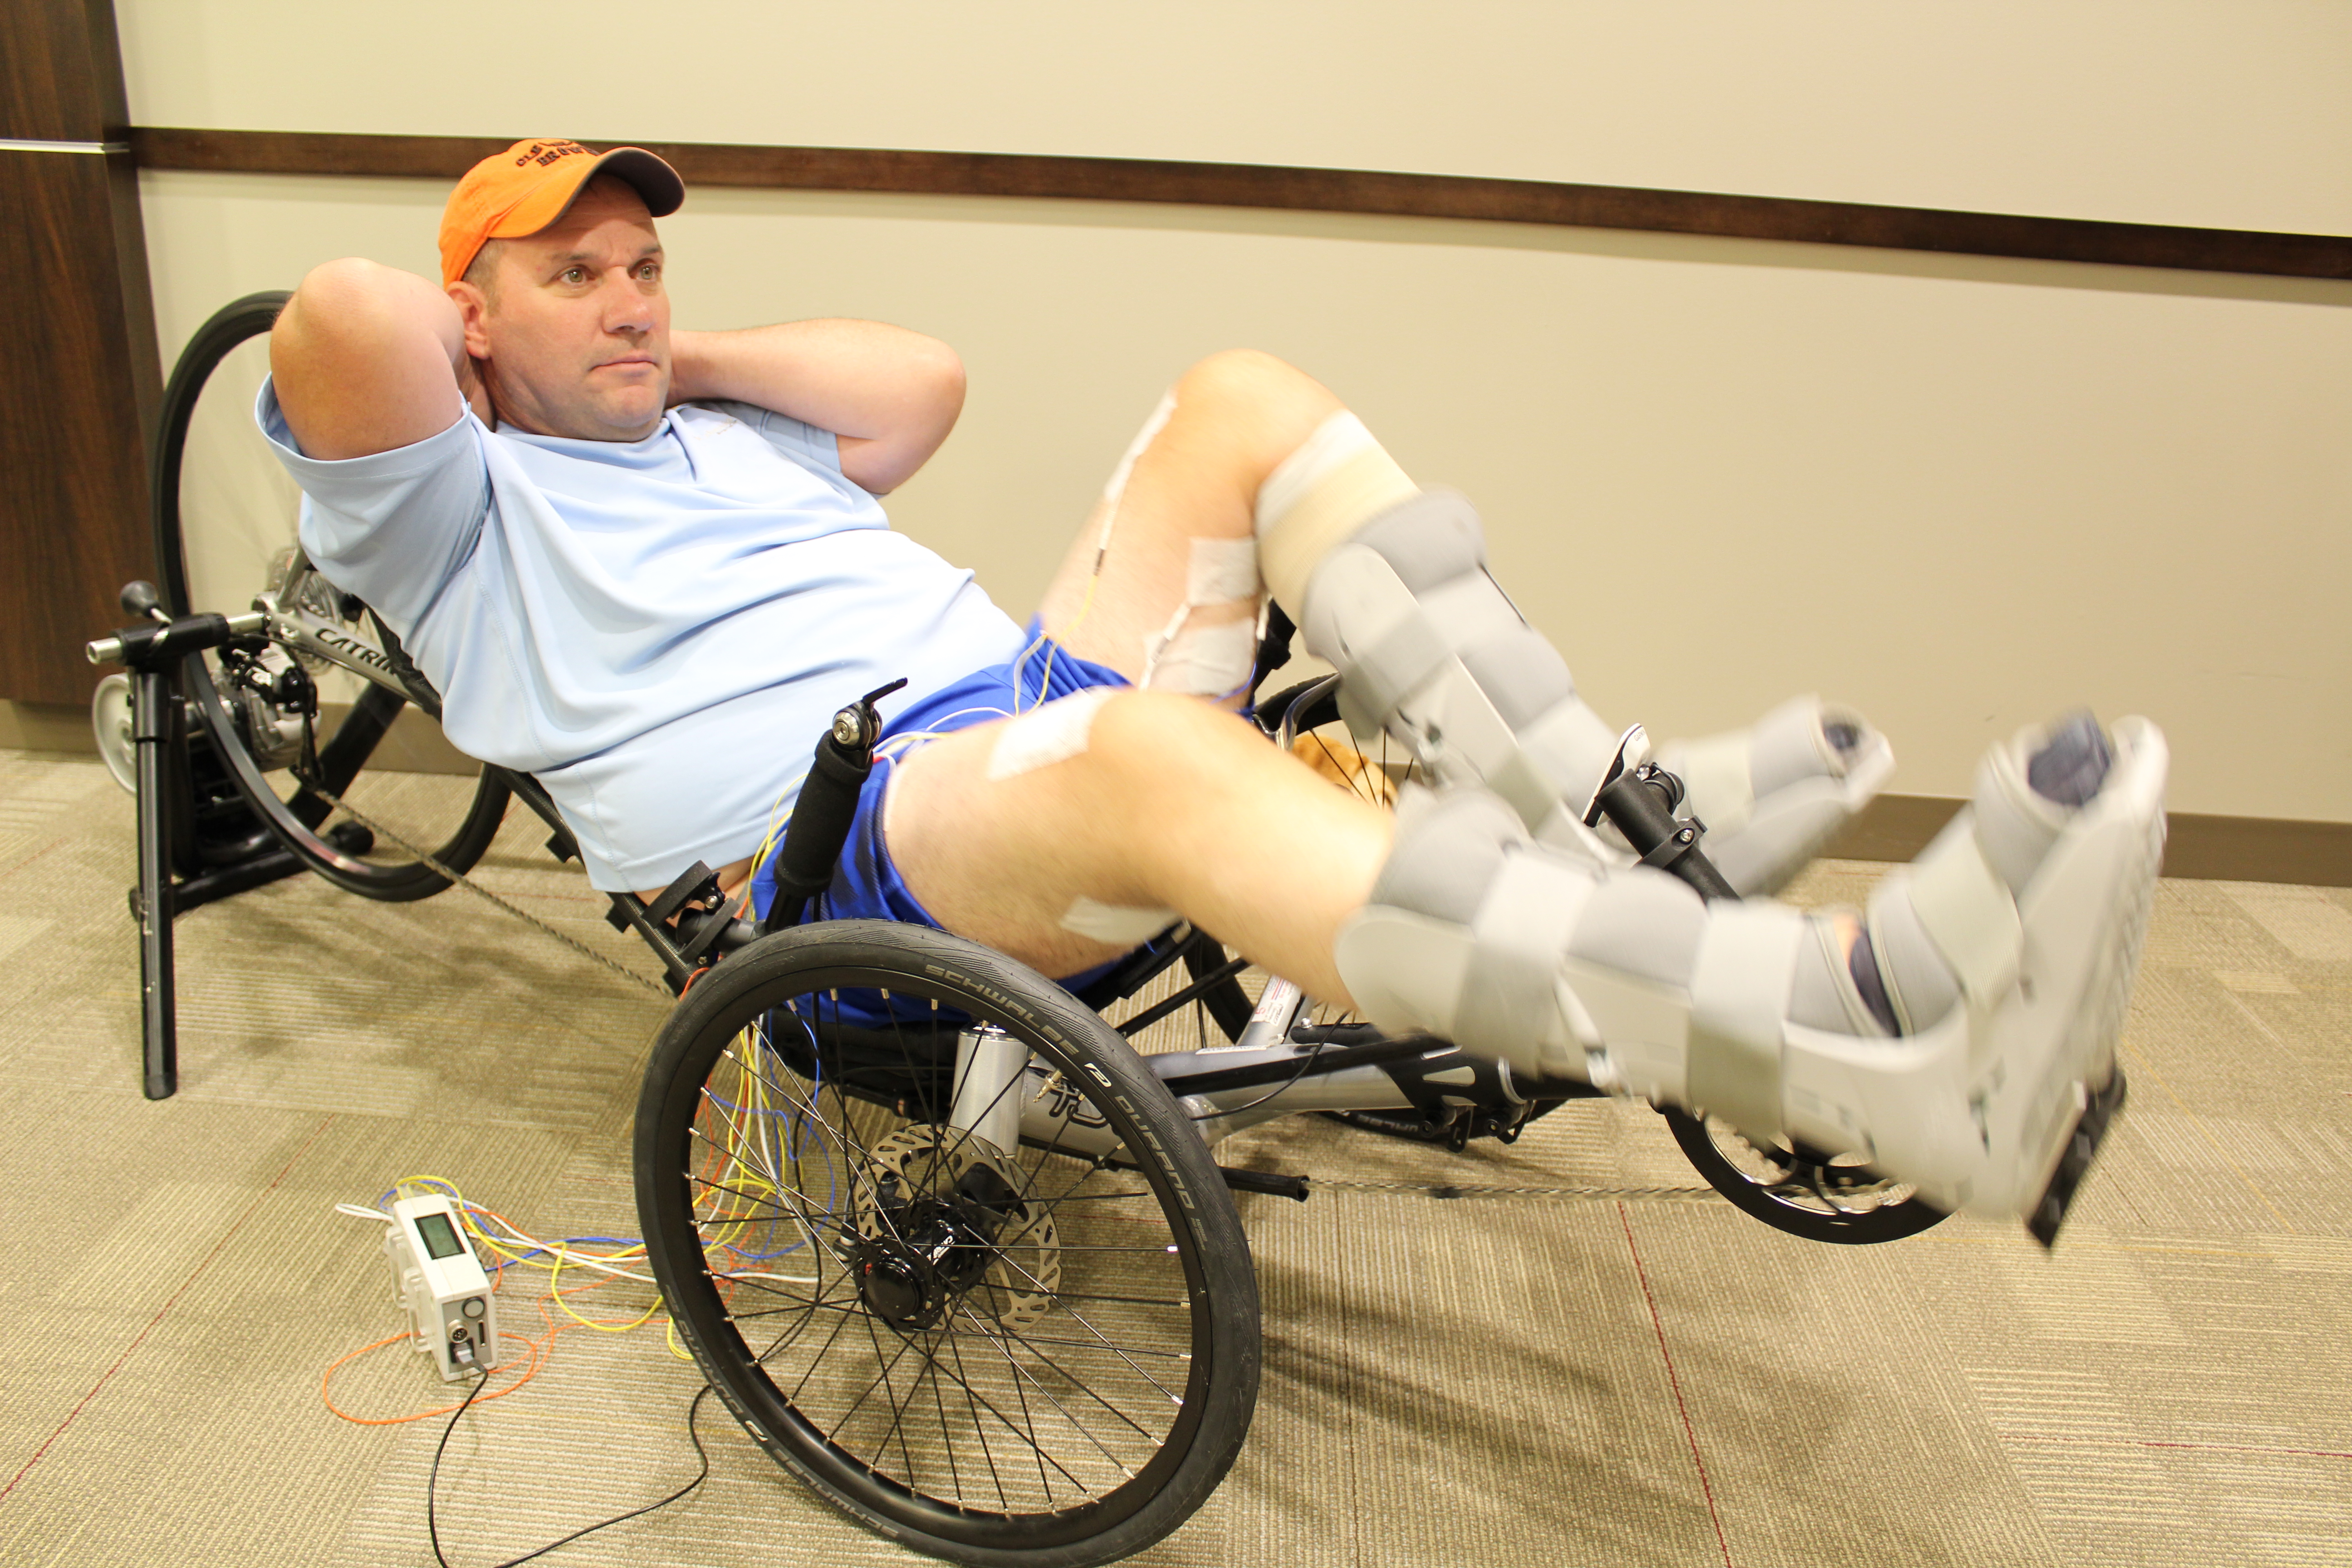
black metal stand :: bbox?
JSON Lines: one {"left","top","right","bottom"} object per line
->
{"left": 129, "top": 666, "right": 178, "bottom": 1100}
{"left": 92, "top": 583, "right": 318, "bottom": 1099}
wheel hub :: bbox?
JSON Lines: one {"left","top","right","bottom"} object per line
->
{"left": 855, "top": 1206, "right": 994, "bottom": 1329}
{"left": 854, "top": 1127, "right": 1061, "bottom": 1330}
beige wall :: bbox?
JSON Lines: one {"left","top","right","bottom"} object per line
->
{"left": 125, "top": 7, "right": 2352, "bottom": 821}
{"left": 121, "top": 0, "right": 2352, "bottom": 232}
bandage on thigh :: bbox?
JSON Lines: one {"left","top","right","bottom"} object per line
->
{"left": 1140, "top": 538, "right": 1262, "bottom": 697}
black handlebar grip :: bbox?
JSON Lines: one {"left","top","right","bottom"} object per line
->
{"left": 760, "top": 735, "right": 873, "bottom": 934}
{"left": 1594, "top": 766, "right": 1740, "bottom": 902}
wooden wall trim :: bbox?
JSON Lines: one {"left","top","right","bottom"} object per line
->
{"left": 130, "top": 125, "right": 2352, "bottom": 282}
{"left": 1824, "top": 796, "right": 2352, "bottom": 888}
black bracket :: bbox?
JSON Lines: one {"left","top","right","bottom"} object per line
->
{"left": 1592, "top": 761, "right": 1739, "bottom": 902}
{"left": 90, "top": 582, "right": 321, "bottom": 1099}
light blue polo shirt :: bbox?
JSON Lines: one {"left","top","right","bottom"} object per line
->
{"left": 256, "top": 383, "right": 1026, "bottom": 891}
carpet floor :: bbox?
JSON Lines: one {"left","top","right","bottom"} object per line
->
{"left": 0, "top": 749, "right": 2344, "bottom": 1568}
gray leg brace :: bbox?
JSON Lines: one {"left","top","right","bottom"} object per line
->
{"left": 1297, "top": 491, "right": 1891, "bottom": 894}
{"left": 1335, "top": 714, "right": 2168, "bottom": 1221}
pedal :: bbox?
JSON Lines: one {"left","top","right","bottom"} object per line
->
{"left": 1219, "top": 1166, "right": 1309, "bottom": 1202}
{"left": 2025, "top": 1070, "right": 2128, "bottom": 1249}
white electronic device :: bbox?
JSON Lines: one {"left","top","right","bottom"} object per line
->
{"left": 384, "top": 1195, "right": 500, "bottom": 1382}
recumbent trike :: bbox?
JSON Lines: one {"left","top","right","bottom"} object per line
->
{"left": 89, "top": 291, "right": 2030, "bottom": 1568}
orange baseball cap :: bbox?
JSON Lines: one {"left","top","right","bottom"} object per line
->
{"left": 438, "top": 138, "right": 686, "bottom": 285}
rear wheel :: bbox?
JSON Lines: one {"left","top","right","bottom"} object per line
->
{"left": 636, "top": 922, "right": 1261, "bottom": 1567}
{"left": 152, "top": 290, "right": 507, "bottom": 900}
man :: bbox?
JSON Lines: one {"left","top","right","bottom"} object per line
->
{"left": 263, "top": 140, "right": 2165, "bottom": 1226}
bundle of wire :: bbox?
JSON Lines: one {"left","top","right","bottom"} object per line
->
{"left": 323, "top": 1169, "right": 775, "bottom": 1566}
{"left": 325, "top": 1034, "right": 838, "bottom": 1423}
{"left": 323, "top": 1174, "right": 685, "bottom": 1426}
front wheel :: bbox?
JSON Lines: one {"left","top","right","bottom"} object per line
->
{"left": 635, "top": 921, "right": 1261, "bottom": 1567}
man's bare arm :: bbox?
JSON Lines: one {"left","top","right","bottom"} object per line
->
{"left": 272, "top": 259, "right": 477, "bottom": 461}
{"left": 668, "top": 320, "right": 965, "bottom": 495}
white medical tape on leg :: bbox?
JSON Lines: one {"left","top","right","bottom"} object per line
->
{"left": 1252, "top": 411, "right": 1416, "bottom": 612}
{"left": 1142, "top": 619, "right": 1258, "bottom": 696}
{"left": 1058, "top": 896, "right": 1181, "bottom": 945}
{"left": 1187, "top": 536, "right": 1261, "bottom": 604}
{"left": 986, "top": 688, "right": 1117, "bottom": 781}
{"left": 1255, "top": 411, "right": 1377, "bottom": 528}
{"left": 1095, "top": 390, "right": 1178, "bottom": 555}
{"left": 1141, "top": 536, "right": 1264, "bottom": 693}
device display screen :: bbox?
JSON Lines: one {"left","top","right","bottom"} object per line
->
{"left": 415, "top": 1212, "right": 466, "bottom": 1261}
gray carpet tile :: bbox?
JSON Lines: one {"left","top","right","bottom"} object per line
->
{"left": 1, "top": 750, "right": 2345, "bottom": 1567}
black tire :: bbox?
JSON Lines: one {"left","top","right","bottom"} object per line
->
{"left": 1661, "top": 1108, "right": 1950, "bottom": 1244}
{"left": 155, "top": 290, "right": 509, "bottom": 901}
{"left": 1249, "top": 678, "right": 1340, "bottom": 743}
{"left": 635, "top": 922, "right": 1261, "bottom": 1568}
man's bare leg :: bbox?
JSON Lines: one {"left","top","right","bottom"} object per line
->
{"left": 884, "top": 348, "right": 2165, "bottom": 1230}
{"left": 890, "top": 349, "right": 1377, "bottom": 985}
{"left": 1031, "top": 350, "right": 1341, "bottom": 700}
{"left": 888, "top": 690, "right": 1387, "bottom": 996}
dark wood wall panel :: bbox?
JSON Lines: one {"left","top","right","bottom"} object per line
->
{"left": 132, "top": 126, "right": 2352, "bottom": 282}
{"left": 1, "top": 148, "right": 157, "bottom": 704}
{"left": 3, "top": 0, "right": 127, "bottom": 141}
{"left": 0, "top": 0, "right": 153, "bottom": 706}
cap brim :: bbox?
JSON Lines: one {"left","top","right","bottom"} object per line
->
{"left": 488, "top": 147, "right": 686, "bottom": 241}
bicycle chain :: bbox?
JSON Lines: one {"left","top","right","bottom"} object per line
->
{"left": 299, "top": 779, "right": 673, "bottom": 1000}
{"left": 1309, "top": 1178, "right": 1715, "bottom": 1201}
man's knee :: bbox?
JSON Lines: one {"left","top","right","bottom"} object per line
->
{"left": 1175, "top": 350, "right": 1339, "bottom": 443}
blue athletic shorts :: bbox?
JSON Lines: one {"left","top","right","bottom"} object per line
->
{"left": 746, "top": 622, "right": 1134, "bottom": 988}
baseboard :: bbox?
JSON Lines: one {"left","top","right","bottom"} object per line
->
{"left": 1, "top": 696, "right": 475, "bottom": 775}
{"left": 2153, "top": 810, "right": 2352, "bottom": 887}
{"left": 0, "top": 698, "right": 98, "bottom": 755}
{"left": 1826, "top": 793, "right": 2352, "bottom": 887}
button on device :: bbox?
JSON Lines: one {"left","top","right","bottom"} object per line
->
{"left": 461, "top": 1297, "right": 486, "bottom": 1319}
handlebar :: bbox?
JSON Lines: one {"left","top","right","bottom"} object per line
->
{"left": 87, "top": 608, "right": 269, "bottom": 669}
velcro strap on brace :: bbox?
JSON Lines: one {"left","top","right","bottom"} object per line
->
{"left": 1686, "top": 902, "right": 1806, "bottom": 1141}
{"left": 1453, "top": 851, "right": 1591, "bottom": 1063}
{"left": 1348, "top": 611, "right": 1453, "bottom": 729}
{"left": 1660, "top": 730, "right": 1756, "bottom": 836}
{"left": 1905, "top": 822, "right": 2023, "bottom": 1007}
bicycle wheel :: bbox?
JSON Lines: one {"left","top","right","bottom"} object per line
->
{"left": 1661, "top": 1107, "right": 1949, "bottom": 1244}
{"left": 636, "top": 922, "right": 1261, "bottom": 1568}
{"left": 153, "top": 290, "right": 508, "bottom": 901}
